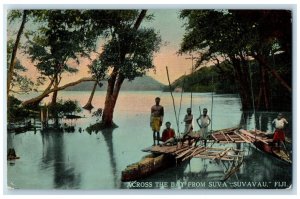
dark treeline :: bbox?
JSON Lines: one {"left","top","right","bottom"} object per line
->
{"left": 177, "top": 10, "right": 292, "bottom": 112}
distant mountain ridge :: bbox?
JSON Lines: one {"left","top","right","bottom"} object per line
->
{"left": 65, "top": 76, "right": 165, "bottom": 91}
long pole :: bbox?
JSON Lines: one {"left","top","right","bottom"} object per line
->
{"left": 248, "top": 60, "right": 256, "bottom": 129}
{"left": 211, "top": 74, "right": 214, "bottom": 132}
{"left": 185, "top": 55, "right": 196, "bottom": 109}
{"left": 166, "top": 66, "right": 179, "bottom": 135}
{"left": 177, "top": 73, "right": 186, "bottom": 133}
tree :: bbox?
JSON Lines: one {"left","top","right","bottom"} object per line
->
{"left": 7, "top": 10, "right": 28, "bottom": 97}
{"left": 21, "top": 77, "right": 95, "bottom": 107}
{"left": 7, "top": 39, "right": 34, "bottom": 95}
{"left": 25, "top": 11, "right": 94, "bottom": 106}
{"left": 179, "top": 10, "right": 292, "bottom": 111}
{"left": 82, "top": 81, "right": 98, "bottom": 110}
{"left": 18, "top": 10, "right": 110, "bottom": 107}
{"left": 91, "top": 10, "right": 161, "bottom": 128}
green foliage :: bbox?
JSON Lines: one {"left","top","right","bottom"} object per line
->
{"left": 7, "top": 10, "right": 22, "bottom": 22}
{"left": 7, "top": 39, "right": 35, "bottom": 94}
{"left": 97, "top": 27, "right": 161, "bottom": 80}
{"left": 86, "top": 122, "right": 118, "bottom": 134}
{"left": 23, "top": 10, "right": 111, "bottom": 84}
{"left": 7, "top": 96, "right": 30, "bottom": 122}
{"left": 180, "top": 10, "right": 247, "bottom": 64}
{"left": 179, "top": 10, "right": 291, "bottom": 66}
{"left": 48, "top": 99, "right": 81, "bottom": 118}
{"left": 88, "top": 10, "right": 161, "bottom": 81}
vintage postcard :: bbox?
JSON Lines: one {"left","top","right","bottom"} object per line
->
{"left": 5, "top": 6, "right": 294, "bottom": 192}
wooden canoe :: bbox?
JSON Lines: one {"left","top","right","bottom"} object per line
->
{"left": 121, "top": 153, "right": 176, "bottom": 182}
{"left": 239, "top": 129, "right": 292, "bottom": 164}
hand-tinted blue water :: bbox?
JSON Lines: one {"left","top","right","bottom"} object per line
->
{"left": 7, "top": 91, "right": 292, "bottom": 189}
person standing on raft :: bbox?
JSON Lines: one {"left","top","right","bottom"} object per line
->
{"left": 181, "top": 108, "right": 194, "bottom": 146}
{"left": 272, "top": 113, "right": 288, "bottom": 149}
{"left": 196, "top": 108, "right": 211, "bottom": 146}
{"left": 150, "top": 97, "right": 164, "bottom": 145}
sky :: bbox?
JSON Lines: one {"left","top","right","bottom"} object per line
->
{"left": 10, "top": 9, "right": 194, "bottom": 88}
{"left": 145, "top": 10, "right": 193, "bottom": 84}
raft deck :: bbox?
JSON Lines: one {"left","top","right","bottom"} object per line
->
{"left": 147, "top": 144, "right": 244, "bottom": 162}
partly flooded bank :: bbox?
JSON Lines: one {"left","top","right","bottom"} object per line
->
{"left": 7, "top": 91, "right": 292, "bottom": 189}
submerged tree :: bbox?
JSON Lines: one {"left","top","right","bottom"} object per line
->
{"left": 90, "top": 10, "right": 161, "bottom": 128}
{"left": 82, "top": 81, "right": 98, "bottom": 110}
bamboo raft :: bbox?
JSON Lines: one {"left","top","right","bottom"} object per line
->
{"left": 210, "top": 128, "right": 292, "bottom": 164}
{"left": 121, "top": 128, "right": 292, "bottom": 181}
{"left": 122, "top": 127, "right": 292, "bottom": 182}
{"left": 210, "top": 127, "right": 251, "bottom": 143}
{"left": 149, "top": 144, "right": 243, "bottom": 162}
{"left": 122, "top": 138, "right": 244, "bottom": 182}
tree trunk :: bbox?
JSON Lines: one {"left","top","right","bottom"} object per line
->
{"left": 256, "top": 63, "right": 271, "bottom": 110}
{"left": 230, "top": 56, "right": 252, "bottom": 110}
{"left": 7, "top": 10, "right": 28, "bottom": 97}
{"left": 21, "top": 77, "right": 94, "bottom": 107}
{"left": 7, "top": 10, "right": 28, "bottom": 111}
{"left": 102, "top": 74, "right": 124, "bottom": 127}
{"left": 256, "top": 86, "right": 263, "bottom": 110}
{"left": 253, "top": 54, "right": 291, "bottom": 93}
{"left": 101, "top": 68, "right": 118, "bottom": 127}
{"left": 51, "top": 77, "right": 59, "bottom": 106}
{"left": 83, "top": 81, "right": 98, "bottom": 110}
{"left": 261, "top": 64, "right": 270, "bottom": 110}
{"left": 100, "top": 10, "right": 147, "bottom": 128}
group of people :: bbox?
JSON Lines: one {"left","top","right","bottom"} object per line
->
{"left": 150, "top": 97, "right": 289, "bottom": 149}
{"left": 150, "top": 97, "right": 211, "bottom": 146}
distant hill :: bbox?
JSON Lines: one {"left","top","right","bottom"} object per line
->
{"left": 65, "top": 76, "right": 165, "bottom": 91}
{"left": 162, "top": 63, "right": 237, "bottom": 94}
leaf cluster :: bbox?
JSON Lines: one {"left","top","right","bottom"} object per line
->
{"left": 98, "top": 26, "right": 161, "bottom": 80}
{"left": 48, "top": 99, "right": 81, "bottom": 117}
{"left": 179, "top": 10, "right": 291, "bottom": 64}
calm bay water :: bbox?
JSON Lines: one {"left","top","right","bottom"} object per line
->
{"left": 7, "top": 91, "right": 292, "bottom": 189}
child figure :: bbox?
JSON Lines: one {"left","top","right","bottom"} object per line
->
{"left": 196, "top": 108, "right": 211, "bottom": 139}
{"left": 272, "top": 113, "right": 288, "bottom": 149}
{"left": 160, "top": 122, "right": 176, "bottom": 145}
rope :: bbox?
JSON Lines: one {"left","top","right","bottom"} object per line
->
{"left": 166, "top": 66, "right": 180, "bottom": 136}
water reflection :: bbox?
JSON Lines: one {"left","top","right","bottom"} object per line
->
{"left": 242, "top": 147, "right": 292, "bottom": 188}
{"left": 40, "top": 130, "right": 81, "bottom": 189}
{"left": 85, "top": 124, "right": 119, "bottom": 188}
{"left": 100, "top": 128, "right": 119, "bottom": 188}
